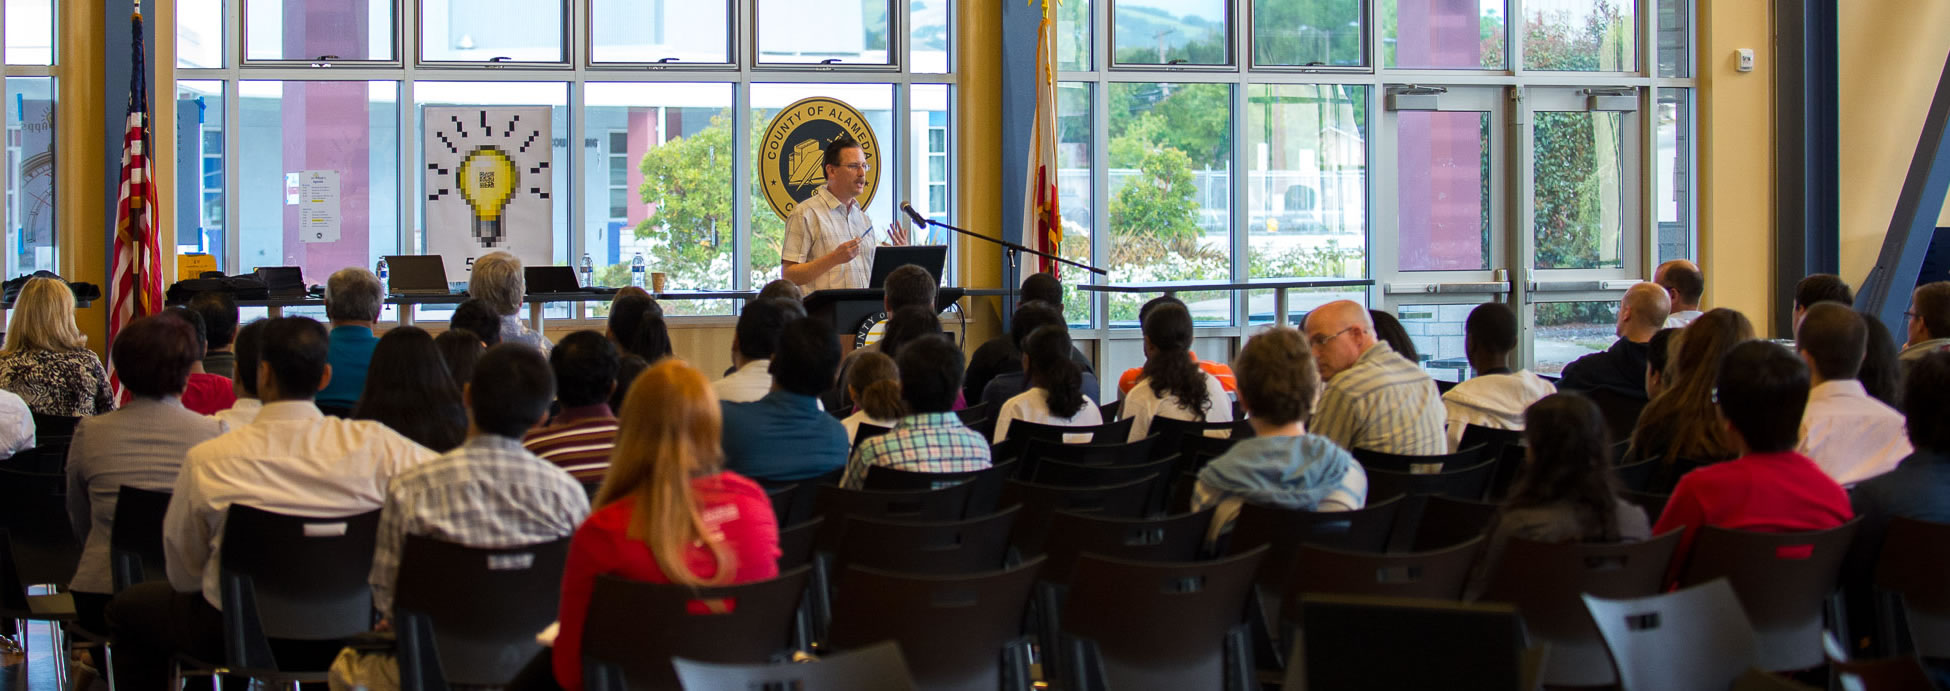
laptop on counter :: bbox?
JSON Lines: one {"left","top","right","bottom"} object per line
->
{"left": 384, "top": 255, "right": 452, "bottom": 296}
{"left": 254, "top": 267, "right": 306, "bottom": 298}
{"left": 525, "top": 265, "right": 583, "bottom": 294}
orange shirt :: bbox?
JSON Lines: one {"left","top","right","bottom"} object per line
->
{"left": 1118, "top": 352, "right": 1237, "bottom": 396}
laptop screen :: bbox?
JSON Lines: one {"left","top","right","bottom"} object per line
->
{"left": 385, "top": 255, "right": 451, "bottom": 294}
{"left": 868, "top": 245, "right": 948, "bottom": 289}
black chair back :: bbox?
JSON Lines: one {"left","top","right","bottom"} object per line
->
{"left": 1585, "top": 388, "right": 1648, "bottom": 442}
{"left": 1001, "top": 476, "right": 1158, "bottom": 556}
{"left": 671, "top": 640, "right": 915, "bottom": 691}
{"left": 1874, "top": 516, "right": 1950, "bottom": 658}
{"left": 1287, "top": 594, "right": 1536, "bottom": 691}
{"left": 763, "top": 467, "right": 845, "bottom": 527}
{"left": 777, "top": 517, "right": 823, "bottom": 571}
{"left": 1405, "top": 495, "right": 1499, "bottom": 552}
{"left": 1041, "top": 508, "right": 1213, "bottom": 585}
{"left": 1477, "top": 531, "right": 1682, "bottom": 687}
{"left": 764, "top": 483, "right": 799, "bottom": 526}
{"left": 812, "top": 483, "right": 976, "bottom": 551}
{"left": 109, "top": 485, "right": 173, "bottom": 592}
{"left": 1678, "top": 520, "right": 1862, "bottom": 671}
{"left": 1225, "top": 495, "right": 1404, "bottom": 590}
{"left": 852, "top": 423, "right": 893, "bottom": 449}
{"left": 955, "top": 402, "right": 991, "bottom": 426}
{"left": 1365, "top": 458, "right": 1498, "bottom": 503}
{"left": 829, "top": 562, "right": 1044, "bottom": 691}
{"left": 1351, "top": 445, "right": 1485, "bottom": 474}
{"left": 583, "top": 566, "right": 813, "bottom": 691}
{"left": 1287, "top": 537, "right": 1484, "bottom": 606}
{"left": 1059, "top": 547, "right": 1267, "bottom": 691}
{"left": 217, "top": 505, "right": 383, "bottom": 675}
{"left": 1148, "top": 417, "right": 1241, "bottom": 461}
{"left": 835, "top": 507, "right": 1019, "bottom": 576}
{"left": 1022, "top": 437, "right": 1158, "bottom": 477}
{"left": 995, "top": 417, "right": 1136, "bottom": 461}
{"left": 1613, "top": 458, "right": 1659, "bottom": 493}
{"left": 860, "top": 459, "right": 1025, "bottom": 516}
{"left": 395, "top": 535, "right": 571, "bottom": 689}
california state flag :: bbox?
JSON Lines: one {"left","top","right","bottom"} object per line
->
{"left": 1022, "top": 0, "right": 1062, "bottom": 277}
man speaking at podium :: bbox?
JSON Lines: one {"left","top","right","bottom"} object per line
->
{"left": 781, "top": 135, "right": 908, "bottom": 291}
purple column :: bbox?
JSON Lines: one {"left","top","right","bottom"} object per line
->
{"left": 1395, "top": 0, "right": 1492, "bottom": 271}
{"left": 280, "top": 0, "right": 374, "bottom": 283}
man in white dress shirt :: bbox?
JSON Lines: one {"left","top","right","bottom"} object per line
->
{"left": 780, "top": 135, "right": 907, "bottom": 292}
{"left": 1655, "top": 259, "right": 1705, "bottom": 328}
{"left": 109, "top": 316, "right": 437, "bottom": 690}
{"left": 1796, "top": 302, "right": 1911, "bottom": 485}
{"left": 715, "top": 297, "right": 807, "bottom": 403}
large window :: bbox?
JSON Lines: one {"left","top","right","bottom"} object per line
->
{"left": 180, "top": 0, "right": 953, "bottom": 317}
{"left": 5, "top": 0, "right": 55, "bottom": 279}
{"left": 1063, "top": 0, "right": 1696, "bottom": 378}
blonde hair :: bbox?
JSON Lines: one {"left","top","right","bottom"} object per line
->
{"left": 594, "top": 359, "right": 736, "bottom": 587}
{"left": 4, "top": 277, "right": 86, "bottom": 355}
{"left": 846, "top": 351, "right": 906, "bottom": 420}
{"left": 469, "top": 251, "right": 526, "bottom": 316}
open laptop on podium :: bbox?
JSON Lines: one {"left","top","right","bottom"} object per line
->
{"left": 868, "top": 245, "right": 948, "bottom": 288}
{"left": 385, "top": 255, "right": 453, "bottom": 296}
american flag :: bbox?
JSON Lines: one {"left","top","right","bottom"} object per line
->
{"left": 107, "top": 7, "right": 161, "bottom": 400}
{"left": 1021, "top": 0, "right": 1063, "bottom": 276}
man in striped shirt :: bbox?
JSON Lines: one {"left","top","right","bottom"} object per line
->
{"left": 1305, "top": 301, "right": 1447, "bottom": 457}
{"left": 524, "top": 331, "right": 621, "bottom": 483}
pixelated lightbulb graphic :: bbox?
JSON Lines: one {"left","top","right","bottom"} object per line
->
{"left": 457, "top": 145, "right": 519, "bottom": 247}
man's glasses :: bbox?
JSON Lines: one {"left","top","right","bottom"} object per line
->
{"left": 1310, "top": 326, "right": 1359, "bottom": 348}
{"left": 838, "top": 163, "right": 871, "bottom": 173}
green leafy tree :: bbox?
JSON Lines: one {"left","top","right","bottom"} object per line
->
{"left": 634, "top": 111, "right": 786, "bottom": 289}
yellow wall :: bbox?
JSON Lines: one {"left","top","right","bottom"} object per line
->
{"left": 1698, "top": 0, "right": 1776, "bottom": 334}
{"left": 1838, "top": 3, "right": 1950, "bottom": 286}
{"left": 955, "top": 0, "right": 1005, "bottom": 349}
{"left": 55, "top": 0, "right": 106, "bottom": 356}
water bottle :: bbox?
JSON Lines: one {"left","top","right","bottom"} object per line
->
{"left": 630, "top": 252, "right": 646, "bottom": 288}
{"left": 375, "top": 257, "right": 389, "bottom": 294}
{"left": 579, "top": 253, "right": 594, "bottom": 288}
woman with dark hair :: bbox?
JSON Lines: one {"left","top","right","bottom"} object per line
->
{"left": 1627, "top": 308, "right": 1756, "bottom": 466}
{"left": 840, "top": 351, "right": 904, "bottom": 442}
{"left": 610, "top": 354, "right": 650, "bottom": 414}
{"left": 1857, "top": 311, "right": 1902, "bottom": 408}
{"left": 1469, "top": 393, "right": 1650, "bottom": 595}
{"left": 1370, "top": 309, "right": 1420, "bottom": 364}
{"left": 352, "top": 326, "right": 466, "bottom": 452}
{"left": 876, "top": 305, "right": 945, "bottom": 362}
{"left": 1121, "top": 302, "right": 1231, "bottom": 441}
{"left": 627, "top": 314, "right": 675, "bottom": 362}
{"left": 993, "top": 326, "right": 1102, "bottom": 443}
{"left": 434, "top": 328, "right": 485, "bottom": 389}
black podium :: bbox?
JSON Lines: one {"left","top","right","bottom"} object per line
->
{"left": 803, "top": 287, "right": 966, "bottom": 338}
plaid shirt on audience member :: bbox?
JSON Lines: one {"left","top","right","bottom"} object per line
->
{"left": 842, "top": 412, "right": 992, "bottom": 488}
{"left": 368, "top": 434, "right": 590, "bottom": 618}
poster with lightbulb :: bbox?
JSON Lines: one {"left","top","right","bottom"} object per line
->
{"left": 424, "top": 106, "right": 554, "bottom": 283}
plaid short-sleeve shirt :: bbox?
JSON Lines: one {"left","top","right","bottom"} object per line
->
{"left": 842, "top": 412, "right": 991, "bottom": 488}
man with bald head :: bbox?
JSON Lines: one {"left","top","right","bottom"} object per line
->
{"left": 1655, "top": 259, "right": 1704, "bottom": 328}
{"left": 1559, "top": 282, "right": 1670, "bottom": 402}
{"left": 1798, "top": 302, "right": 1911, "bottom": 485}
{"left": 1304, "top": 300, "right": 1447, "bottom": 455}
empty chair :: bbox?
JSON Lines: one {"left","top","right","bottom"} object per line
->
{"left": 1040, "top": 509, "right": 1212, "bottom": 585}
{"left": 1148, "top": 416, "right": 1240, "bottom": 461}
{"left": 853, "top": 423, "right": 893, "bottom": 448}
{"left": 1872, "top": 517, "right": 1950, "bottom": 658}
{"left": 0, "top": 467, "right": 82, "bottom": 688}
{"left": 1020, "top": 437, "right": 1159, "bottom": 482}
{"left": 1475, "top": 531, "right": 1683, "bottom": 686}
{"left": 192, "top": 505, "right": 383, "bottom": 685}
{"left": 1179, "top": 434, "right": 1243, "bottom": 472}
{"left": 834, "top": 507, "right": 1018, "bottom": 576}
{"left": 1584, "top": 578, "right": 1756, "bottom": 691}
{"left": 1225, "top": 496, "right": 1404, "bottom": 595}
{"left": 1286, "top": 594, "right": 1541, "bottom": 691}
{"left": 1058, "top": 547, "right": 1267, "bottom": 691}
{"left": 994, "top": 418, "right": 1135, "bottom": 461}
{"left": 812, "top": 483, "right": 975, "bottom": 550}
{"left": 1352, "top": 445, "right": 1484, "bottom": 475}
{"left": 956, "top": 402, "right": 991, "bottom": 427}
{"left": 1286, "top": 537, "right": 1484, "bottom": 607}
{"left": 109, "top": 486, "right": 174, "bottom": 592}
{"left": 861, "top": 465, "right": 985, "bottom": 492}
{"left": 1458, "top": 425, "right": 1522, "bottom": 464}
{"left": 1365, "top": 459, "right": 1497, "bottom": 503}
{"left": 1679, "top": 521, "right": 1861, "bottom": 671}
{"left": 1406, "top": 495, "right": 1499, "bottom": 552}
{"left": 582, "top": 566, "right": 813, "bottom": 691}
{"left": 394, "top": 535, "right": 571, "bottom": 690}
{"left": 776, "top": 517, "right": 823, "bottom": 571}
{"left": 828, "top": 561, "right": 1044, "bottom": 691}
{"left": 1033, "top": 455, "right": 1174, "bottom": 489}
{"left": 1484, "top": 442, "right": 1529, "bottom": 501}
{"left": 1000, "top": 476, "right": 1156, "bottom": 556}
{"left": 766, "top": 466, "right": 845, "bottom": 527}
{"left": 673, "top": 640, "right": 915, "bottom": 691}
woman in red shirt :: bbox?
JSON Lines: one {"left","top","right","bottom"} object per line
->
{"left": 551, "top": 359, "right": 781, "bottom": 691}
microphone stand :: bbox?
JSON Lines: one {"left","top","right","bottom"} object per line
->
{"left": 904, "top": 208, "right": 1106, "bottom": 317}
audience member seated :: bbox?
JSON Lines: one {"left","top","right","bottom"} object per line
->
{"left": 604, "top": 293, "right": 659, "bottom": 351}
{"left": 1192, "top": 327, "right": 1364, "bottom": 541}
{"left": 1796, "top": 303, "right": 1910, "bottom": 485}
{"left": 1116, "top": 296, "right": 1234, "bottom": 397}
{"left": 1370, "top": 309, "right": 1421, "bottom": 365}
{"left": 64, "top": 315, "right": 224, "bottom": 632}
{"left": 0, "top": 276, "right": 113, "bottom": 417}
{"left": 980, "top": 301, "right": 1101, "bottom": 411}
{"left": 315, "top": 267, "right": 384, "bottom": 415}
{"left": 451, "top": 298, "right": 506, "bottom": 348}
{"left": 715, "top": 297, "right": 805, "bottom": 403}
{"left": 525, "top": 332, "right": 622, "bottom": 482}
{"left": 1122, "top": 302, "right": 1232, "bottom": 442}
{"left": 872, "top": 306, "right": 967, "bottom": 408}
{"left": 843, "top": 335, "right": 991, "bottom": 488}
{"left": 994, "top": 325, "right": 1102, "bottom": 443}
{"left": 471, "top": 251, "right": 551, "bottom": 351}
{"left": 1627, "top": 308, "right": 1754, "bottom": 466}
{"left": 722, "top": 318, "right": 849, "bottom": 483}
{"left": 1467, "top": 393, "right": 1650, "bottom": 596}
{"left": 627, "top": 313, "right": 674, "bottom": 363}
{"left": 552, "top": 359, "right": 780, "bottom": 691}
{"left": 828, "top": 264, "right": 938, "bottom": 410}
{"left": 157, "top": 308, "right": 237, "bottom": 415}
{"left": 1306, "top": 300, "right": 1446, "bottom": 455}
{"left": 433, "top": 327, "right": 485, "bottom": 389}
{"left": 1558, "top": 282, "right": 1669, "bottom": 403}
{"left": 368, "top": 343, "right": 590, "bottom": 622}
{"left": 188, "top": 291, "right": 240, "bottom": 378}
{"left": 1901, "top": 281, "right": 1950, "bottom": 377}
{"left": 1643, "top": 328, "right": 1678, "bottom": 400}
{"left": 213, "top": 320, "right": 266, "bottom": 430}
{"left": 1849, "top": 352, "right": 1950, "bottom": 582}
{"left": 964, "top": 273, "right": 1091, "bottom": 401}
{"left": 1442, "top": 303, "right": 1556, "bottom": 452}
{"left": 757, "top": 278, "right": 804, "bottom": 302}
{"left": 840, "top": 351, "right": 903, "bottom": 441}
{"left": 610, "top": 355, "right": 649, "bottom": 414}
{"left": 1655, "top": 260, "right": 1705, "bottom": 328}
{"left": 0, "top": 389, "right": 30, "bottom": 459}
{"left": 1651, "top": 341, "right": 1852, "bottom": 567}
{"left": 109, "top": 317, "right": 437, "bottom": 690}
{"left": 1859, "top": 311, "right": 1903, "bottom": 407}
{"left": 352, "top": 326, "right": 467, "bottom": 453}
{"left": 1793, "top": 273, "right": 1852, "bottom": 332}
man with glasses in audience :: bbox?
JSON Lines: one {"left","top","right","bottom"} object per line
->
{"left": 780, "top": 135, "right": 909, "bottom": 292}
{"left": 1305, "top": 300, "right": 1447, "bottom": 456}
{"left": 1900, "top": 281, "right": 1950, "bottom": 378}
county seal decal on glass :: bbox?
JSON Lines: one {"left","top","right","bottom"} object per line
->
{"left": 759, "top": 97, "right": 881, "bottom": 220}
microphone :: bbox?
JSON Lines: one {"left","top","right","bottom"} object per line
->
{"left": 900, "top": 201, "right": 931, "bottom": 228}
